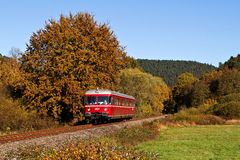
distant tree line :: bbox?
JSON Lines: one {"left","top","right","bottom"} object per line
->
{"left": 164, "top": 54, "right": 240, "bottom": 119}
{"left": 137, "top": 59, "right": 216, "bottom": 86}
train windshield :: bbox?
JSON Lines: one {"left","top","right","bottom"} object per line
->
{"left": 98, "top": 96, "right": 111, "bottom": 105}
{"left": 85, "top": 96, "right": 111, "bottom": 105}
{"left": 85, "top": 96, "right": 97, "bottom": 105}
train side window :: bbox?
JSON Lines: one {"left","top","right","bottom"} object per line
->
{"left": 109, "top": 96, "right": 112, "bottom": 105}
{"left": 133, "top": 101, "right": 136, "bottom": 107}
{"left": 112, "top": 97, "right": 115, "bottom": 105}
{"left": 119, "top": 98, "right": 122, "bottom": 106}
{"left": 116, "top": 98, "right": 119, "bottom": 105}
{"left": 124, "top": 100, "right": 127, "bottom": 106}
{"left": 129, "top": 100, "right": 134, "bottom": 107}
{"left": 113, "top": 97, "right": 118, "bottom": 105}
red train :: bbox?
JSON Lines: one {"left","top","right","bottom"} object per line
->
{"left": 84, "top": 89, "right": 135, "bottom": 124}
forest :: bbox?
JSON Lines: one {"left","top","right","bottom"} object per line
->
{"left": 137, "top": 59, "right": 216, "bottom": 86}
{"left": 0, "top": 12, "right": 240, "bottom": 133}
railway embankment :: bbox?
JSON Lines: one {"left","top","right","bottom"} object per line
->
{"left": 0, "top": 115, "right": 166, "bottom": 158}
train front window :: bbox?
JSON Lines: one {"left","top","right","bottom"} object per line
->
{"left": 98, "top": 96, "right": 110, "bottom": 105}
{"left": 85, "top": 96, "right": 97, "bottom": 105}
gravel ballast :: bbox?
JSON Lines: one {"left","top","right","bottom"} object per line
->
{"left": 0, "top": 116, "right": 165, "bottom": 159}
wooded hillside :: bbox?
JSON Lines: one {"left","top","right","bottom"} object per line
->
{"left": 137, "top": 59, "right": 216, "bottom": 86}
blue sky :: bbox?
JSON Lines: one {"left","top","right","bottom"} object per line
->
{"left": 1, "top": 0, "right": 240, "bottom": 66}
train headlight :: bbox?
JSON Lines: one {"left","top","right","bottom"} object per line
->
{"left": 87, "top": 108, "right": 90, "bottom": 111}
{"left": 104, "top": 108, "right": 107, "bottom": 111}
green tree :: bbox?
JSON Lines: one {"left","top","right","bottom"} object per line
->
{"left": 217, "top": 69, "right": 240, "bottom": 96}
{"left": 21, "top": 13, "right": 132, "bottom": 122}
{"left": 190, "top": 81, "right": 210, "bottom": 106}
{"left": 173, "top": 72, "right": 198, "bottom": 109}
{"left": 118, "top": 68, "right": 170, "bottom": 117}
{"left": 188, "top": 70, "right": 220, "bottom": 107}
{"left": 221, "top": 54, "right": 240, "bottom": 70}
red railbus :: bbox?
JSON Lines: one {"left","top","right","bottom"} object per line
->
{"left": 84, "top": 89, "right": 135, "bottom": 124}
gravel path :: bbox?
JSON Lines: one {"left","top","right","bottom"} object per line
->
{"left": 0, "top": 115, "right": 166, "bottom": 159}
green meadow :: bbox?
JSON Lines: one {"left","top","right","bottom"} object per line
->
{"left": 137, "top": 125, "right": 240, "bottom": 160}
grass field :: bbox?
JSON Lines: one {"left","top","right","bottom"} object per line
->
{"left": 137, "top": 125, "right": 240, "bottom": 160}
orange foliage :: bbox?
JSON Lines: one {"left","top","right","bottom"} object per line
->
{"left": 21, "top": 13, "right": 133, "bottom": 121}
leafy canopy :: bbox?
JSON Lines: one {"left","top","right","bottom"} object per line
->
{"left": 21, "top": 13, "right": 132, "bottom": 121}
{"left": 118, "top": 68, "right": 170, "bottom": 117}
{"left": 220, "top": 54, "right": 240, "bottom": 70}
{"left": 172, "top": 72, "right": 198, "bottom": 109}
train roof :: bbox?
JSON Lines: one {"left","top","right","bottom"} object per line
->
{"left": 85, "top": 89, "right": 135, "bottom": 99}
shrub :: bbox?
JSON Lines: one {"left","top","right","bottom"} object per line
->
{"left": 207, "top": 94, "right": 240, "bottom": 119}
{"left": 6, "top": 137, "right": 158, "bottom": 160}
{"left": 0, "top": 96, "right": 58, "bottom": 132}
{"left": 110, "top": 121, "right": 160, "bottom": 146}
{"left": 170, "top": 109, "right": 225, "bottom": 125}
{"left": 137, "top": 104, "right": 153, "bottom": 117}
{"left": 210, "top": 101, "right": 240, "bottom": 119}
{"left": 44, "top": 138, "right": 157, "bottom": 160}
{"left": 195, "top": 98, "right": 217, "bottom": 113}
{"left": 5, "top": 145, "right": 55, "bottom": 160}
{"left": 217, "top": 93, "right": 240, "bottom": 104}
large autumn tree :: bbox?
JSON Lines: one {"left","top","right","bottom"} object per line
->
{"left": 21, "top": 13, "right": 132, "bottom": 122}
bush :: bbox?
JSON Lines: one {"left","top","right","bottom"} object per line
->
{"left": 170, "top": 109, "right": 225, "bottom": 125}
{"left": 217, "top": 93, "right": 240, "bottom": 104}
{"left": 207, "top": 93, "right": 240, "bottom": 119}
{"left": 6, "top": 129, "right": 159, "bottom": 160}
{"left": 137, "top": 104, "right": 153, "bottom": 117}
{"left": 110, "top": 121, "right": 160, "bottom": 146}
{"left": 209, "top": 101, "right": 240, "bottom": 119}
{"left": 5, "top": 145, "right": 55, "bottom": 160}
{"left": 0, "top": 96, "right": 58, "bottom": 132}
{"left": 44, "top": 138, "right": 157, "bottom": 160}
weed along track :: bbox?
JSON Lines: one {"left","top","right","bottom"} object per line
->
{"left": 0, "top": 124, "right": 93, "bottom": 144}
{"left": 0, "top": 116, "right": 166, "bottom": 157}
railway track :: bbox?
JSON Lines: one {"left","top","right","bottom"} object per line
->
{"left": 0, "top": 124, "right": 95, "bottom": 144}
{"left": 0, "top": 116, "right": 164, "bottom": 144}
{"left": 0, "top": 115, "right": 166, "bottom": 158}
